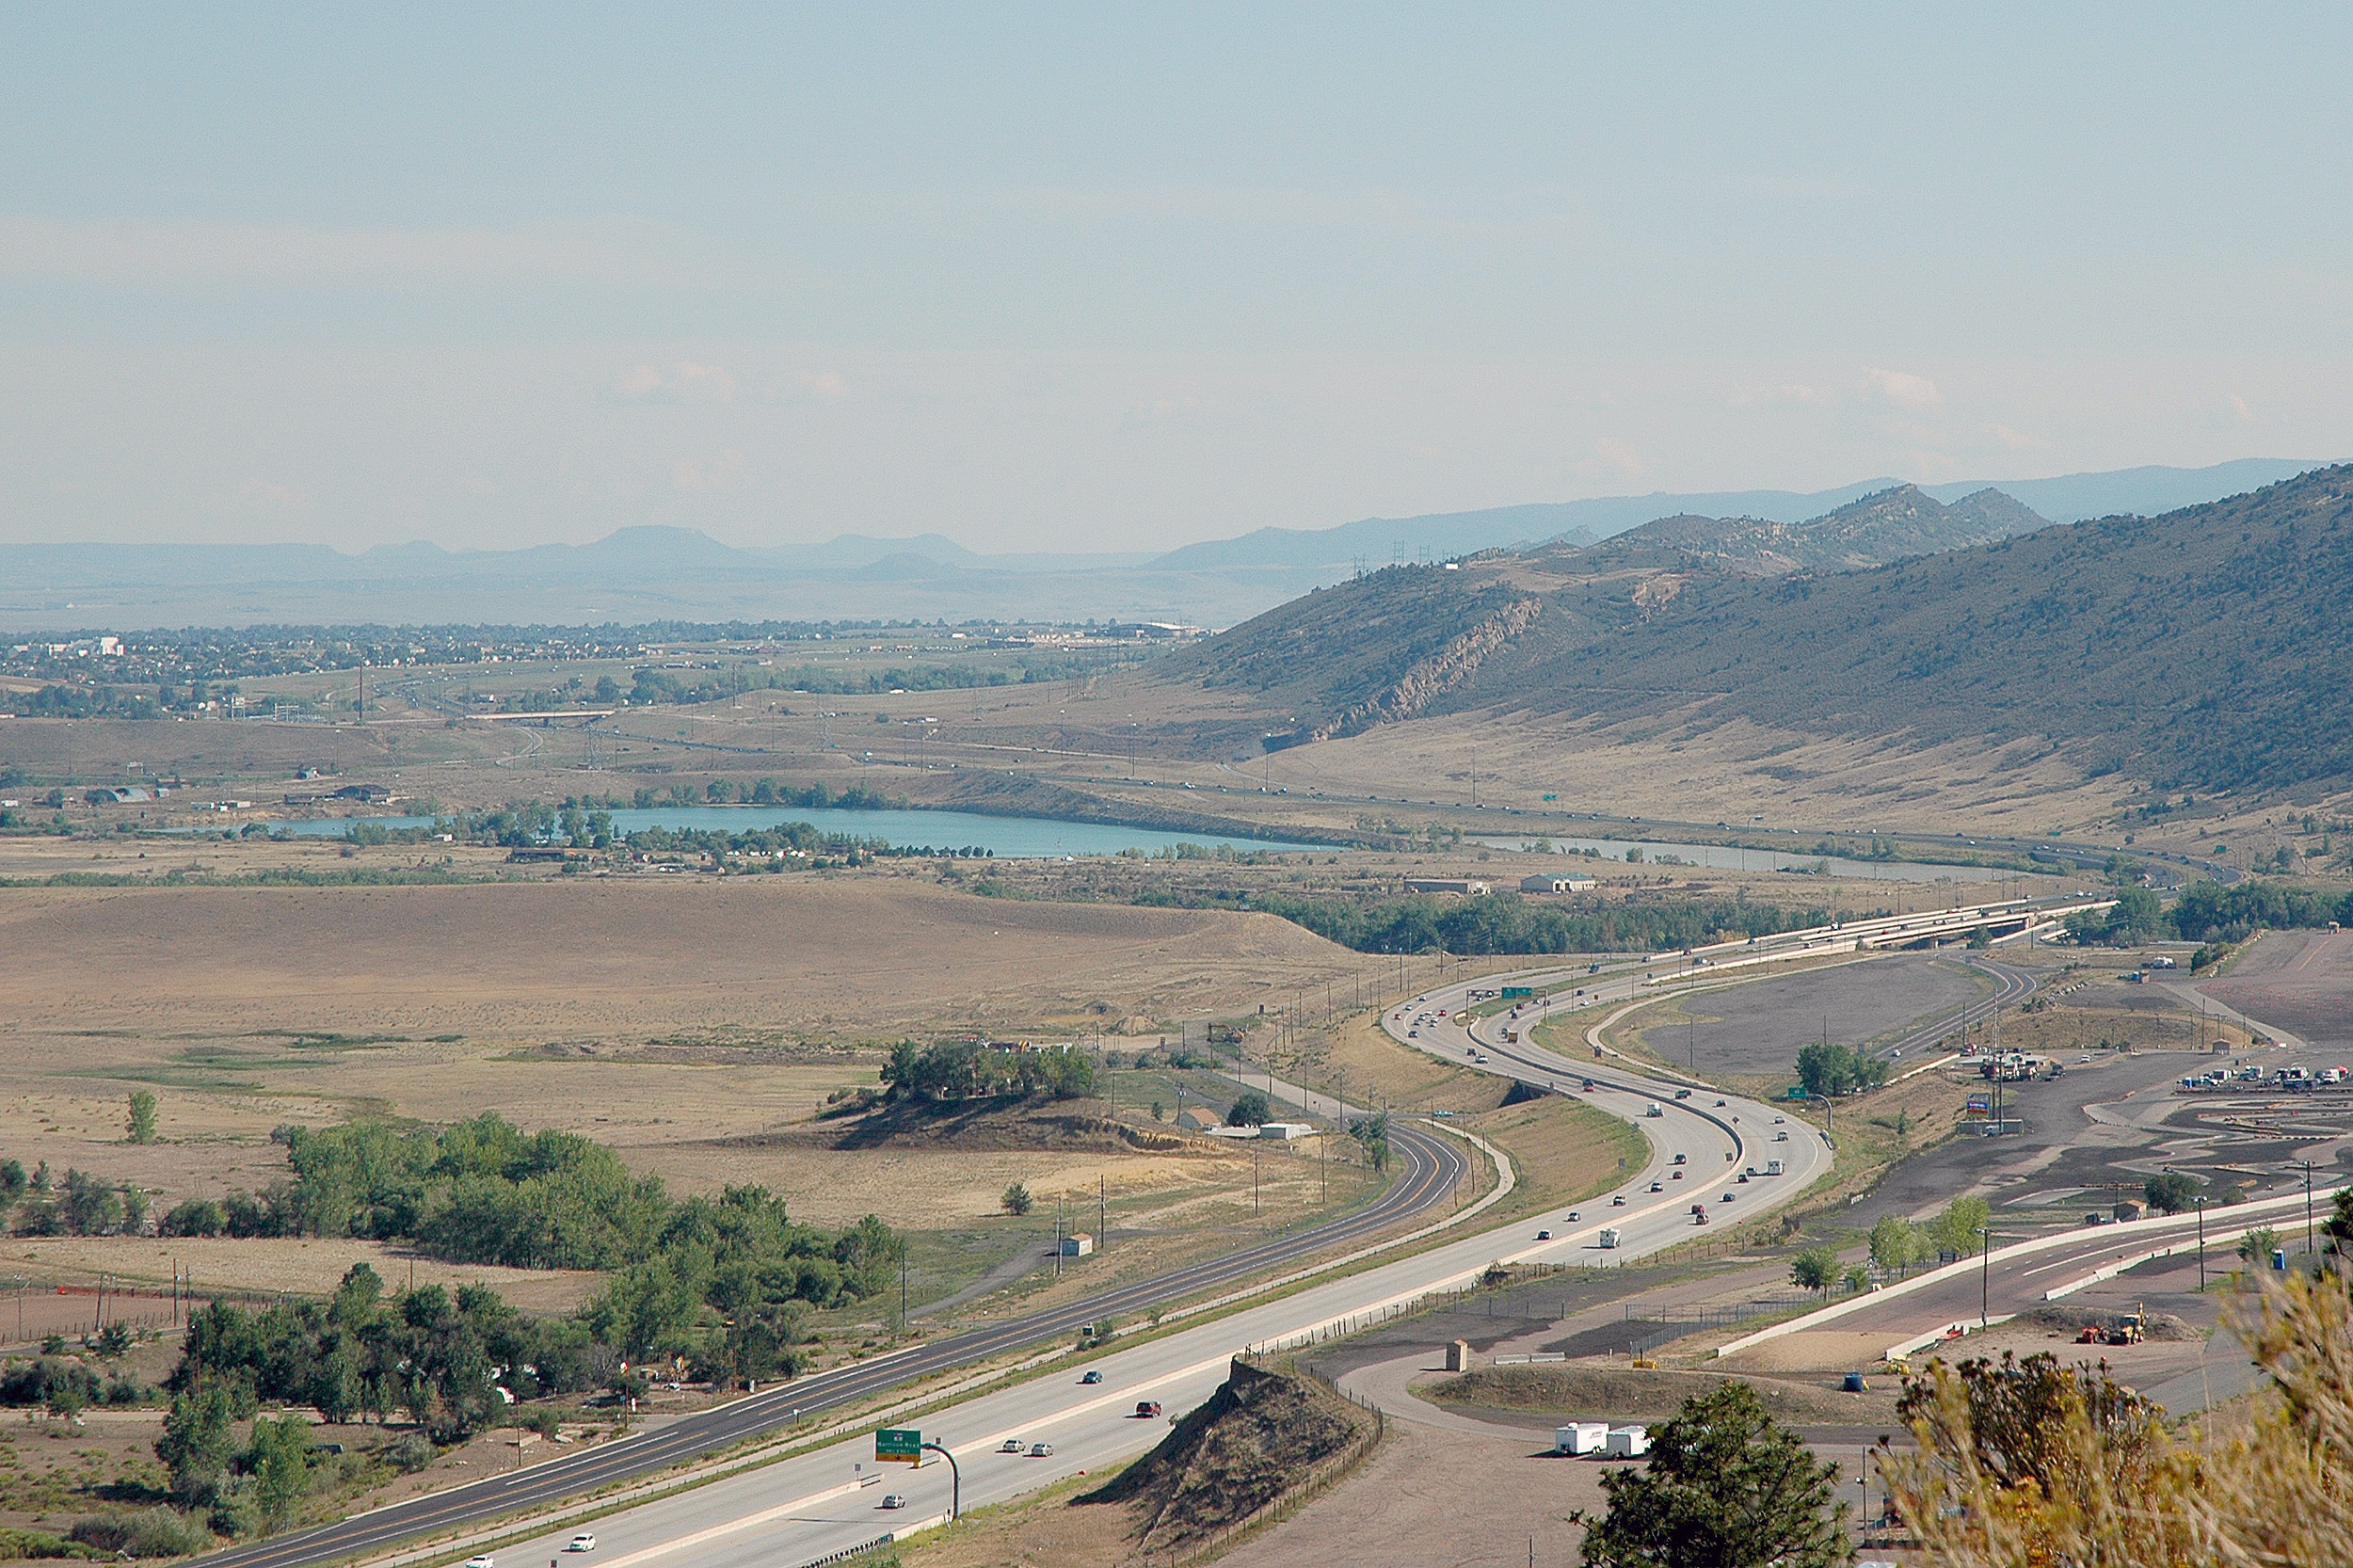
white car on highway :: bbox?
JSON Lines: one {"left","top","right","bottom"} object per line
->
{"left": 565, "top": 1535, "right": 597, "bottom": 1553}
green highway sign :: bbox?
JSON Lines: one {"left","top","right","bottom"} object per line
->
{"left": 875, "top": 1428, "right": 922, "bottom": 1464}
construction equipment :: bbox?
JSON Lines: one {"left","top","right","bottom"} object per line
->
{"left": 2076, "top": 1303, "right": 2147, "bottom": 1346}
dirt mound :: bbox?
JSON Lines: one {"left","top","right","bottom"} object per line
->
{"left": 1080, "top": 1359, "right": 1376, "bottom": 1554}
{"left": 2013, "top": 1305, "right": 2200, "bottom": 1343}
{"left": 1430, "top": 1363, "right": 1899, "bottom": 1425}
{"left": 817, "top": 1098, "right": 1199, "bottom": 1154}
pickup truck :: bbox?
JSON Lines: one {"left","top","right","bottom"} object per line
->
{"left": 1135, "top": 1401, "right": 1163, "bottom": 1418}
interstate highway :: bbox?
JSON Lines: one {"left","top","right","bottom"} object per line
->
{"left": 192, "top": 1123, "right": 1468, "bottom": 1568}
{"left": 201, "top": 977, "right": 1826, "bottom": 1568}
{"left": 387, "top": 1067, "right": 1809, "bottom": 1568}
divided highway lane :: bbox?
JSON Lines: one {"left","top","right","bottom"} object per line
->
{"left": 1377, "top": 977, "right": 1835, "bottom": 1250}
{"left": 454, "top": 1068, "right": 1804, "bottom": 1568}
{"left": 195, "top": 1127, "right": 1466, "bottom": 1568}
{"left": 1874, "top": 954, "right": 2036, "bottom": 1063}
{"left": 245, "top": 984, "right": 1833, "bottom": 1568}
{"left": 208, "top": 941, "right": 1904, "bottom": 1568}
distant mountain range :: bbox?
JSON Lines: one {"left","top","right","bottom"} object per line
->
{"left": 1572, "top": 485, "right": 2051, "bottom": 575}
{"left": 1168, "top": 464, "right": 2353, "bottom": 793}
{"left": 0, "top": 457, "right": 2327, "bottom": 632}
{"left": 1145, "top": 457, "right": 2315, "bottom": 573}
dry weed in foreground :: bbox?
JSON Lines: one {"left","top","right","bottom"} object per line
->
{"left": 1881, "top": 1270, "right": 2353, "bottom": 1566}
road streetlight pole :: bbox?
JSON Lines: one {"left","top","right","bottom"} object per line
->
{"left": 920, "top": 1442, "right": 959, "bottom": 1520}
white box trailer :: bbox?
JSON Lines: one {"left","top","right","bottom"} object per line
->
{"left": 1555, "top": 1422, "right": 1609, "bottom": 1455}
{"left": 1605, "top": 1425, "right": 1653, "bottom": 1457}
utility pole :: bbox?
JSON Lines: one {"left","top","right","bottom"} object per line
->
{"left": 2196, "top": 1198, "right": 2207, "bottom": 1292}
{"left": 2306, "top": 1160, "right": 2316, "bottom": 1258}
{"left": 1099, "top": 1175, "right": 1107, "bottom": 1256}
{"left": 1980, "top": 1225, "right": 1993, "bottom": 1327}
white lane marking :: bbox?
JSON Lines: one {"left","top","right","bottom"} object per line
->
{"left": 565, "top": 1474, "right": 881, "bottom": 1568}
{"left": 956, "top": 1352, "right": 1235, "bottom": 1456}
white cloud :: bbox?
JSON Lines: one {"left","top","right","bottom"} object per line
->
{"left": 2230, "top": 392, "right": 2265, "bottom": 424}
{"left": 1984, "top": 422, "right": 2051, "bottom": 451}
{"left": 1864, "top": 367, "right": 1943, "bottom": 411}
{"left": 612, "top": 361, "right": 738, "bottom": 404}
{"left": 798, "top": 370, "right": 850, "bottom": 401}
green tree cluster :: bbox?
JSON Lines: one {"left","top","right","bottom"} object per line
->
{"left": 1925, "top": 1195, "right": 1993, "bottom": 1258}
{"left": 879, "top": 1041, "right": 1097, "bottom": 1104}
{"left": 1141, "top": 889, "right": 1830, "bottom": 958}
{"left": 2, "top": 1161, "right": 145, "bottom": 1237}
{"left": 169, "top": 1266, "right": 597, "bottom": 1446}
{"left": 2144, "top": 1173, "right": 2204, "bottom": 1214}
{"left": 1788, "top": 1246, "right": 1840, "bottom": 1296}
{"left": 1795, "top": 1041, "right": 1888, "bottom": 1098}
{"left": 153, "top": 1116, "right": 900, "bottom": 1361}
{"left": 584, "top": 1189, "right": 901, "bottom": 1362}
{"left": 2062, "top": 886, "right": 2165, "bottom": 945}
{"left": 1868, "top": 1213, "right": 1927, "bottom": 1277}
{"left": 1577, "top": 1382, "right": 1850, "bottom": 1567}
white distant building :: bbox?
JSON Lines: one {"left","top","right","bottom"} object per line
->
{"left": 1058, "top": 1232, "right": 1094, "bottom": 1257}
{"left": 1406, "top": 877, "right": 1489, "bottom": 895}
{"left": 1520, "top": 874, "right": 1596, "bottom": 893}
{"left": 1257, "top": 1122, "right": 1312, "bottom": 1141}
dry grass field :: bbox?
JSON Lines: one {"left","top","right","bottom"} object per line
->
{"left": 0, "top": 878, "right": 1358, "bottom": 1043}
{"left": 1, "top": 1238, "right": 600, "bottom": 1316}
{"left": 0, "top": 875, "right": 1381, "bottom": 1312}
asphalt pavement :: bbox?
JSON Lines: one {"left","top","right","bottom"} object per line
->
{"left": 192, "top": 904, "right": 2054, "bottom": 1568}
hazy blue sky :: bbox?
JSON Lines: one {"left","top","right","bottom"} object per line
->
{"left": 2, "top": 5, "right": 2346, "bottom": 552}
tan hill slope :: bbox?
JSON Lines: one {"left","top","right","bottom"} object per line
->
{"left": 1156, "top": 463, "right": 2353, "bottom": 795}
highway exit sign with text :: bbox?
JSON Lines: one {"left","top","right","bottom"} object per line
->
{"left": 875, "top": 1428, "right": 922, "bottom": 1464}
